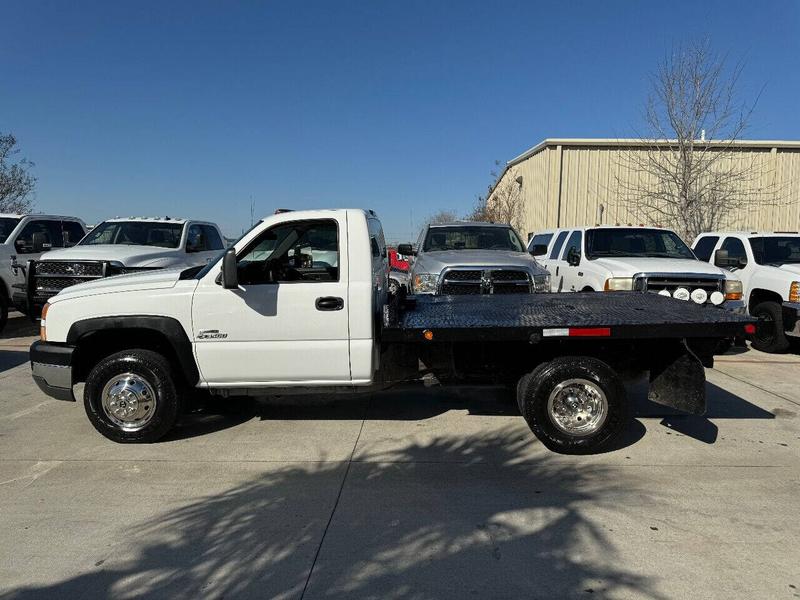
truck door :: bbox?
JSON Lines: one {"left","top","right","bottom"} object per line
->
{"left": 556, "top": 230, "right": 582, "bottom": 292}
{"left": 191, "top": 215, "right": 351, "bottom": 385}
{"left": 544, "top": 230, "right": 569, "bottom": 291}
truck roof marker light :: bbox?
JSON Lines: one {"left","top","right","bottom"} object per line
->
{"left": 423, "top": 329, "right": 434, "bottom": 341}
{"left": 744, "top": 323, "right": 756, "bottom": 335}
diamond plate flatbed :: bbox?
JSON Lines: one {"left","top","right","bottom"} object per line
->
{"left": 382, "top": 292, "right": 755, "bottom": 343}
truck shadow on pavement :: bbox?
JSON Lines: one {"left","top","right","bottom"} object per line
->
{"left": 0, "top": 350, "right": 28, "bottom": 373}
{"left": 1, "top": 431, "right": 669, "bottom": 600}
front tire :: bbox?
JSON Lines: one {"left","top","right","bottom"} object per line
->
{"left": 518, "top": 356, "right": 629, "bottom": 454}
{"left": 750, "top": 301, "right": 790, "bottom": 353}
{"left": 84, "top": 349, "right": 181, "bottom": 443}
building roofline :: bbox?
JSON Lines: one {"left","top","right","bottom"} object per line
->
{"left": 506, "top": 138, "right": 800, "bottom": 166}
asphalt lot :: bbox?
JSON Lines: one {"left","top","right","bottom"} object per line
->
{"left": 1, "top": 311, "right": 798, "bottom": 599}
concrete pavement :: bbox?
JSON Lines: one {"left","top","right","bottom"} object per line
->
{"left": 0, "top": 313, "right": 798, "bottom": 599}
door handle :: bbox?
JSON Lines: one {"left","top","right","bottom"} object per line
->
{"left": 315, "top": 296, "right": 344, "bottom": 311}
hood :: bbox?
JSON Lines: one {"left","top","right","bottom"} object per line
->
{"left": 416, "top": 250, "right": 547, "bottom": 275}
{"left": 49, "top": 268, "right": 185, "bottom": 303}
{"left": 39, "top": 244, "right": 178, "bottom": 267}
{"left": 771, "top": 263, "right": 800, "bottom": 277}
{"left": 589, "top": 257, "right": 726, "bottom": 277}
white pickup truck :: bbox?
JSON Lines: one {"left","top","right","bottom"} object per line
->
{"left": 692, "top": 231, "right": 800, "bottom": 353}
{"left": 29, "top": 209, "right": 755, "bottom": 454}
{"left": 0, "top": 213, "right": 87, "bottom": 333}
{"left": 25, "top": 216, "right": 225, "bottom": 315}
{"left": 528, "top": 226, "right": 744, "bottom": 310}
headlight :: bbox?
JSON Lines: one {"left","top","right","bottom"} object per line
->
{"left": 604, "top": 277, "right": 633, "bottom": 291}
{"left": 724, "top": 279, "right": 743, "bottom": 301}
{"left": 790, "top": 281, "right": 800, "bottom": 304}
{"left": 532, "top": 274, "right": 550, "bottom": 293}
{"left": 413, "top": 273, "right": 438, "bottom": 294}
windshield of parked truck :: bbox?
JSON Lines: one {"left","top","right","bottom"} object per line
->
{"left": 423, "top": 226, "right": 525, "bottom": 252}
{"left": 80, "top": 221, "right": 184, "bottom": 248}
{"left": 586, "top": 228, "right": 695, "bottom": 260}
{"left": 0, "top": 217, "right": 21, "bottom": 244}
{"left": 749, "top": 236, "right": 800, "bottom": 265}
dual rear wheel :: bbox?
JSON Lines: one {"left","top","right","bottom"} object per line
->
{"left": 517, "top": 356, "right": 629, "bottom": 454}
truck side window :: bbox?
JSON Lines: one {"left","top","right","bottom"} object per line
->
{"left": 530, "top": 233, "right": 553, "bottom": 248}
{"left": 237, "top": 219, "right": 339, "bottom": 284}
{"left": 202, "top": 225, "right": 224, "bottom": 250}
{"left": 62, "top": 221, "right": 85, "bottom": 247}
{"left": 14, "top": 220, "right": 63, "bottom": 254}
{"left": 692, "top": 236, "right": 719, "bottom": 262}
{"left": 549, "top": 231, "right": 569, "bottom": 259}
{"left": 186, "top": 225, "right": 206, "bottom": 252}
{"left": 562, "top": 231, "right": 582, "bottom": 260}
{"left": 721, "top": 237, "right": 747, "bottom": 265}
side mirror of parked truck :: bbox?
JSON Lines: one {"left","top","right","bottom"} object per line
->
{"left": 529, "top": 243, "right": 548, "bottom": 256}
{"left": 566, "top": 247, "right": 581, "bottom": 266}
{"left": 714, "top": 248, "right": 747, "bottom": 269}
{"left": 397, "top": 243, "right": 415, "bottom": 256}
{"left": 221, "top": 248, "right": 239, "bottom": 289}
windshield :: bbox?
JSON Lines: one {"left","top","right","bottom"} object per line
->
{"left": 749, "top": 236, "right": 800, "bottom": 265}
{"left": 423, "top": 226, "right": 525, "bottom": 252}
{"left": 80, "top": 221, "right": 184, "bottom": 248}
{"left": 586, "top": 228, "right": 696, "bottom": 260}
{"left": 0, "top": 217, "right": 21, "bottom": 244}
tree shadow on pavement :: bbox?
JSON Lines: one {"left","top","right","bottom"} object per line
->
{"left": 1, "top": 431, "right": 667, "bottom": 600}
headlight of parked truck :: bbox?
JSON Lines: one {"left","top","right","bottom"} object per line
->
{"left": 414, "top": 273, "right": 438, "bottom": 293}
{"left": 533, "top": 273, "right": 550, "bottom": 293}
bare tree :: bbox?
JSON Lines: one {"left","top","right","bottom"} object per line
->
{"left": 469, "top": 161, "right": 526, "bottom": 232}
{"left": 425, "top": 209, "right": 460, "bottom": 226}
{"left": 0, "top": 133, "right": 36, "bottom": 214}
{"left": 617, "top": 39, "right": 783, "bottom": 240}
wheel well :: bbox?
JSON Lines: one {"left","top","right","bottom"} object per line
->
{"left": 73, "top": 328, "right": 190, "bottom": 385}
{"left": 748, "top": 288, "right": 783, "bottom": 313}
{"left": 581, "top": 286, "right": 594, "bottom": 292}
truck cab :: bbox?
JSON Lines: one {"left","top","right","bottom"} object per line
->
{"left": 528, "top": 225, "right": 744, "bottom": 310}
{"left": 692, "top": 231, "right": 800, "bottom": 352}
{"left": 0, "top": 213, "right": 86, "bottom": 333}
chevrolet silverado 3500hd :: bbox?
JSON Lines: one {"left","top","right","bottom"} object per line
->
{"left": 30, "top": 209, "right": 755, "bottom": 453}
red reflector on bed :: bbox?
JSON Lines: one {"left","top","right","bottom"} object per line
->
{"left": 568, "top": 327, "right": 611, "bottom": 337}
{"left": 744, "top": 323, "right": 756, "bottom": 335}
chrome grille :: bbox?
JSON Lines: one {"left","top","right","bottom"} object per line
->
{"left": 439, "top": 268, "right": 531, "bottom": 295}
{"left": 33, "top": 261, "right": 105, "bottom": 295}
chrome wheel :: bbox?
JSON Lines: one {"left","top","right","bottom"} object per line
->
{"left": 547, "top": 378, "right": 608, "bottom": 437}
{"left": 101, "top": 373, "right": 157, "bottom": 432}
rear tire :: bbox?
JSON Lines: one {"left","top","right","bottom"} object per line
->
{"left": 84, "top": 349, "right": 181, "bottom": 443}
{"left": 518, "top": 356, "right": 629, "bottom": 454}
{"left": 751, "top": 301, "right": 790, "bottom": 353}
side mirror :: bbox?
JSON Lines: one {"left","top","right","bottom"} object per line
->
{"left": 221, "top": 248, "right": 239, "bottom": 289}
{"left": 566, "top": 247, "right": 581, "bottom": 266}
{"left": 529, "top": 244, "right": 548, "bottom": 257}
{"left": 397, "top": 243, "right": 415, "bottom": 256}
{"left": 713, "top": 249, "right": 745, "bottom": 268}
{"left": 32, "top": 232, "right": 47, "bottom": 253}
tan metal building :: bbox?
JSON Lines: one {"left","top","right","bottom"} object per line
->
{"left": 489, "top": 138, "right": 800, "bottom": 240}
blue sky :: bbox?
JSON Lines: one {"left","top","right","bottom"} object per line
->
{"left": 2, "top": 0, "right": 799, "bottom": 241}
